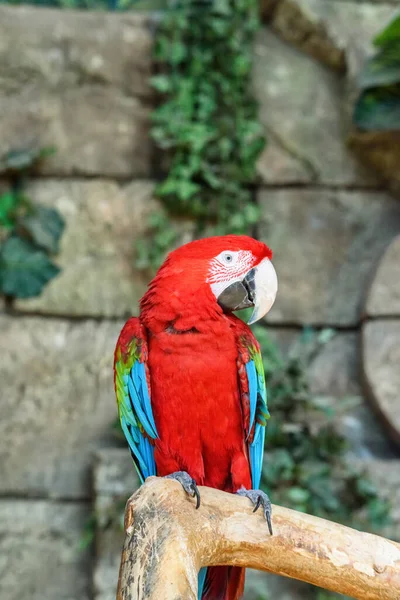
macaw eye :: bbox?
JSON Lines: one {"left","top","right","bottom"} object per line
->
{"left": 221, "top": 252, "right": 234, "bottom": 265}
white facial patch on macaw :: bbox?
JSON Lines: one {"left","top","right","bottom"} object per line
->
{"left": 207, "top": 250, "right": 254, "bottom": 298}
{"left": 207, "top": 250, "right": 278, "bottom": 324}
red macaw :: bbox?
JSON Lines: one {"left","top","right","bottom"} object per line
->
{"left": 114, "top": 235, "right": 278, "bottom": 600}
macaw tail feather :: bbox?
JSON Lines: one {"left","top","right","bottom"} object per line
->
{"left": 202, "top": 566, "right": 245, "bottom": 600}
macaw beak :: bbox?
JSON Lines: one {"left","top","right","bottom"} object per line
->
{"left": 217, "top": 258, "right": 278, "bottom": 324}
{"left": 246, "top": 258, "right": 278, "bottom": 324}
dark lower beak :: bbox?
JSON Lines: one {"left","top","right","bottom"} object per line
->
{"left": 217, "top": 269, "right": 256, "bottom": 313}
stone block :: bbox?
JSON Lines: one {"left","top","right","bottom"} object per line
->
{"left": 0, "top": 500, "right": 91, "bottom": 600}
{"left": 340, "top": 400, "right": 397, "bottom": 460}
{"left": 253, "top": 28, "right": 377, "bottom": 186}
{"left": 94, "top": 448, "right": 138, "bottom": 498}
{"left": 0, "top": 6, "right": 153, "bottom": 177}
{"left": 258, "top": 188, "right": 400, "bottom": 325}
{"left": 308, "top": 333, "right": 360, "bottom": 397}
{"left": 94, "top": 516, "right": 124, "bottom": 600}
{"left": 256, "top": 134, "right": 312, "bottom": 185}
{"left": 366, "top": 235, "right": 400, "bottom": 317}
{"left": 350, "top": 132, "right": 400, "bottom": 199}
{"left": 0, "top": 315, "right": 124, "bottom": 499}
{"left": 15, "top": 180, "right": 155, "bottom": 318}
{"left": 93, "top": 449, "right": 138, "bottom": 600}
{"left": 271, "top": 0, "right": 346, "bottom": 70}
{"left": 362, "top": 320, "right": 400, "bottom": 448}
{"left": 267, "top": 0, "right": 400, "bottom": 194}
{"left": 270, "top": 0, "right": 396, "bottom": 76}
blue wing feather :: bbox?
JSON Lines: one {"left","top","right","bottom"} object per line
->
{"left": 121, "top": 419, "right": 149, "bottom": 477}
{"left": 136, "top": 361, "right": 158, "bottom": 437}
{"left": 245, "top": 360, "right": 258, "bottom": 439}
{"left": 245, "top": 359, "right": 268, "bottom": 490}
{"left": 249, "top": 424, "right": 265, "bottom": 489}
{"left": 128, "top": 367, "right": 158, "bottom": 439}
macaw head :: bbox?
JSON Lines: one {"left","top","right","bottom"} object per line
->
{"left": 141, "top": 235, "right": 277, "bottom": 328}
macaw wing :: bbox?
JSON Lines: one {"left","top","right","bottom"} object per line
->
{"left": 114, "top": 317, "right": 158, "bottom": 484}
{"left": 237, "top": 330, "right": 269, "bottom": 490}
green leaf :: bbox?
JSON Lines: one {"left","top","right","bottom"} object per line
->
{"left": 170, "top": 41, "right": 187, "bottom": 64}
{"left": 367, "top": 498, "right": 391, "bottom": 528}
{"left": 213, "top": 0, "right": 231, "bottom": 16}
{"left": 359, "top": 43, "right": 400, "bottom": 89}
{"left": 287, "top": 486, "right": 310, "bottom": 504}
{"left": 356, "top": 476, "right": 378, "bottom": 498}
{"left": 0, "top": 236, "right": 60, "bottom": 298}
{"left": 20, "top": 205, "right": 65, "bottom": 254}
{"left": 209, "top": 16, "right": 230, "bottom": 36}
{"left": 242, "top": 202, "right": 261, "bottom": 224}
{"left": 150, "top": 75, "right": 172, "bottom": 94}
{"left": 374, "top": 15, "right": 400, "bottom": 48}
{"left": 353, "top": 86, "right": 400, "bottom": 130}
{"left": 156, "top": 177, "right": 178, "bottom": 197}
{"left": 317, "top": 328, "right": 336, "bottom": 345}
{"left": 37, "top": 146, "right": 57, "bottom": 160}
{"left": 1, "top": 146, "right": 56, "bottom": 172}
{"left": 0, "top": 191, "right": 19, "bottom": 229}
{"left": 177, "top": 180, "right": 201, "bottom": 201}
{"left": 79, "top": 514, "right": 97, "bottom": 550}
{"left": 232, "top": 55, "right": 251, "bottom": 77}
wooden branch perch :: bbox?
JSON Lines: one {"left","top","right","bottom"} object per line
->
{"left": 117, "top": 477, "right": 400, "bottom": 600}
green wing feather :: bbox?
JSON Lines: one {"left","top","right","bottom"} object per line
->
{"left": 114, "top": 318, "right": 158, "bottom": 483}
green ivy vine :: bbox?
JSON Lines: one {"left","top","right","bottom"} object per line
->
{"left": 136, "top": 0, "right": 264, "bottom": 272}
{"left": 0, "top": 147, "right": 64, "bottom": 301}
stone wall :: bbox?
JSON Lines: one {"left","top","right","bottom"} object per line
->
{"left": 0, "top": 2, "right": 399, "bottom": 600}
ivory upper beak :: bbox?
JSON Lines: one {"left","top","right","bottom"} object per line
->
{"left": 247, "top": 258, "right": 278, "bottom": 325}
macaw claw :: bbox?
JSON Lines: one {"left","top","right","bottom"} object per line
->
{"left": 237, "top": 488, "right": 273, "bottom": 535}
{"left": 165, "top": 471, "right": 201, "bottom": 509}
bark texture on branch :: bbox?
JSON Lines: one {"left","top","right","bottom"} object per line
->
{"left": 117, "top": 477, "right": 400, "bottom": 600}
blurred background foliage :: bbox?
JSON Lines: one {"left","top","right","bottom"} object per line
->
{"left": 354, "top": 13, "right": 400, "bottom": 130}
{"left": 0, "top": 148, "right": 64, "bottom": 300}
{"left": 0, "top": 0, "right": 164, "bottom": 8}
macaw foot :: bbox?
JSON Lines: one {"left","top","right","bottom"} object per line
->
{"left": 237, "top": 488, "right": 273, "bottom": 535}
{"left": 165, "top": 471, "right": 201, "bottom": 509}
